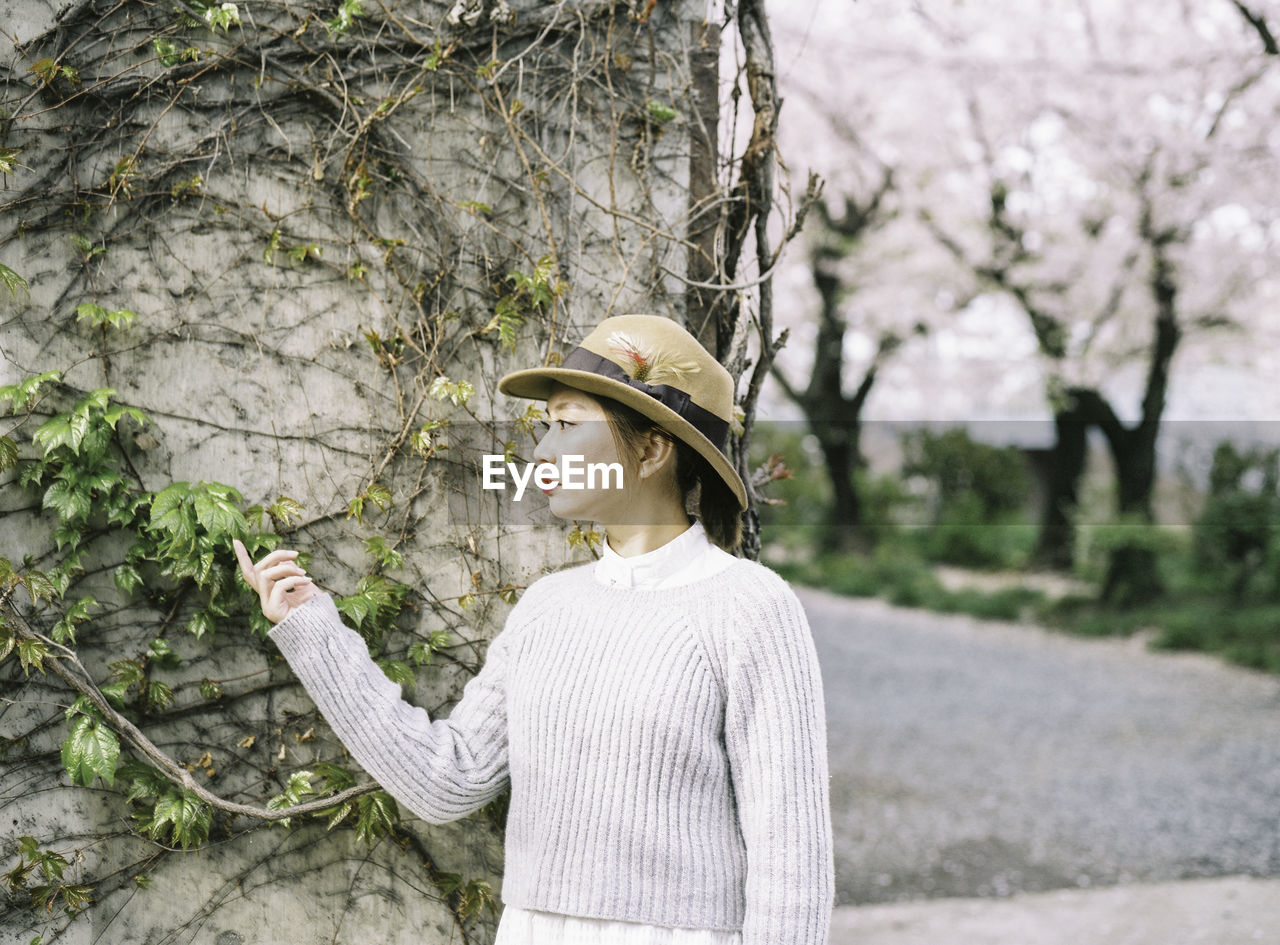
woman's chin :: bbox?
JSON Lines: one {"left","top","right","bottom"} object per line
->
{"left": 543, "top": 491, "right": 611, "bottom": 523}
{"left": 542, "top": 492, "right": 580, "bottom": 517}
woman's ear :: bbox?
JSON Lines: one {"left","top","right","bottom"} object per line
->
{"left": 636, "top": 429, "right": 678, "bottom": 481}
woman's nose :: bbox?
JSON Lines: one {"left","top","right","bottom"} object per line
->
{"left": 533, "top": 430, "right": 555, "bottom": 466}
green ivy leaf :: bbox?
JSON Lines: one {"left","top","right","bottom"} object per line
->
{"left": 100, "top": 681, "right": 130, "bottom": 709}
{"left": 80, "top": 466, "right": 123, "bottom": 493}
{"left": 187, "top": 610, "right": 214, "bottom": 639}
{"left": 73, "top": 302, "right": 106, "bottom": 324}
{"left": 311, "top": 761, "right": 355, "bottom": 794}
{"left": 22, "top": 569, "right": 57, "bottom": 605}
{"left": 286, "top": 243, "right": 321, "bottom": 264}
{"left": 335, "top": 590, "right": 372, "bottom": 630}
{"left": 364, "top": 482, "right": 392, "bottom": 511}
{"left": 346, "top": 483, "right": 392, "bottom": 524}
{"left": 335, "top": 574, "right": 410, "bottom": 638}
{"left": 377, "top": 658, "right": 414, "bottom": 692}
{"left": 0, "top": 262, "right": 29, "bottom": 299}
{"left": 18, "top": 459, "right": 48, "bottom": 489}
{"left": 325, "top": 0, "right": 365, "bottom": 34}
{"left": 33, "top": 412, "right": 90, "bottom": 455}
{"left": 267, "top": 495, "right": 305, "bottom": 526}
{"left": 114, "top": 563, "right": 143, "bottom": 595}
{"left": 200, "top": 1, "right": 242, "bottom": 34}
{"left": 74, "top": 388, "right": 115, "bottom": 414}
{"left": 147, "top": 637, "right": 180, "bottom": 668}
{"left": 0, "top": 371, "right": 60, "bottom": 414}
{"left": 46, "top": 555, "right": 81, "bottom": 595}
{"left": 42, "top": 478, "right": 92, "bottom": 523}
{"left": 199, "top": 678, "right": 223, "bottom": 700}
{"left": 0, "top": 147, "right": 22, "bottom": 175}
{"left": 148, "top": 481, "right": 196, "bottom": 552}
{"left": 108, "top": 659, "right": 145, "bottom": 688}
{"left": 427, "top": 376, "right": 474, "bottom": 406}
{"left": 17, "top": 840, "right": 68, "bottom": 884}
{"left": 0, "top": 435, "right": 17, "bottom": 471}
{"left": 353, "top": 791, "right": 398, "bottom": 844}
{"left": 55, "top": 882, "right": 93, "bottom": 914}
{"left": 406, "top": 629, "right": 453, "bottom": 667}
{"left": 147, "top": 680, "right": 174, "bottom": 710}
{"left": 61, "top": 714, "right": 120, "bottom": 787}
{"left": 192, "top": 482, "right": 247, "bottom": 538}
{"left": 51, "top": 596, "right": 96, "bottom": 644}
{"left": 646, "top": 101, "right": 679, "bottom": 123}
{"left": 423, "top": 38, "right": 449, "bottom": 71}
{"left": 145, "top": 789, "right": 211, "bottom": 848}
{"left": 102, "top": 403, "right": 149, "bottom": 430}
{"left": 267, "top": 769, "right": 317, "bottom": 827}
{"left": 15, "top": 637, "right": 49, "bottom": 675}
{"left": 118, "top": 760, "right": 170, "bottom": 803}
{"left": 321, "top": 801, "right": 353, "bottom": 831}
{"left": 363, "top": 536, "right": 402, "bottom": 570}
{"left": 263, "top": 227, "right": 281, "bottom": 265}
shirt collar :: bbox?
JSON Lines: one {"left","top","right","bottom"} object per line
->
{"left": 595, "top": 519, "right": 711, "bottom": 588}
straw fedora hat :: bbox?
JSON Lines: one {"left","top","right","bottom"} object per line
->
{"left": 497, "top": 314, "right": 747, "bottom": 510}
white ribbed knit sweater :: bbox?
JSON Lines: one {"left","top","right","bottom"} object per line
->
{"left": 267, "top": 553, "right": 834, "bottom": 944}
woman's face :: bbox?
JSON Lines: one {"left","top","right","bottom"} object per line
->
{"left": 532, "top": 383, "right": 639, "bottom": 524}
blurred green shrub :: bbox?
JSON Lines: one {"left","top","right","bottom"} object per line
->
{"left": 900, "top": 428, "right": 1033, "bottom": 568}
{"left": 1074, "top": 515, "right": 1188, "bottom": 587}
{"left": 901, "top": 427, "right": 1031, "bottom": 517}
{"left": 751, "top": 422, "right": 920, "bottom": 545}
{"left": 1192, "top": 442, "right": 1280, "bottom": 601}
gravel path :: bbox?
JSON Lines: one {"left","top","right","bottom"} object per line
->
{"left": 795, "top": 585, "right": 1280, "bottom": 908}
{"left": 831, "top": 875, "right": 1280, "bottom": 945}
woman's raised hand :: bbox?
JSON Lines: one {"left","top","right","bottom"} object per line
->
{"left": 232, "top": 539, "right": 321, "bottom": 624}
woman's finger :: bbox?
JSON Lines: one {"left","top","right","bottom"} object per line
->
{"left": 232, "top": 539, "right": 256, "bottom": 587}
{"left": 290, "top": 581, "right": 322, "bottom": 608}
{"left": 268, "top": 574, "right": 314, "bottom": 616}
{"left": 260, "top": 562, "right": 308, "bottom": 583}
{"left": 233, "top": 542, "right": 301, "bottom": 589}
{"left": 252, "top": 549, "right": 302, "bottom": 572}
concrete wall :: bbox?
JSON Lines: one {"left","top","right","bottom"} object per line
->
{"left": 0, "top": 1, "right": 714, "bottom": 941}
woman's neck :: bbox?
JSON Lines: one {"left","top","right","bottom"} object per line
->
{"left": 603, "top": 517, "right": 694, "bottom": 558}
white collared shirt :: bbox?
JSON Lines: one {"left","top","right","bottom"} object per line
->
{"left": 592, "top": 518, "right": 739, "bottom": 589}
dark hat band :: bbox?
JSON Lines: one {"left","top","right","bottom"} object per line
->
{"left": 560, "top": 347, "right": 730, "bottom": 453}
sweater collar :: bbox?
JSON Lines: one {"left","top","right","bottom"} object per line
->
{"left": 595, "top": 519, "right": 711, "bottom": 588}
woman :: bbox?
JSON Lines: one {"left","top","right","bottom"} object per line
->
{"left": 233, "top": 314, "right": 834, "bottom": 944}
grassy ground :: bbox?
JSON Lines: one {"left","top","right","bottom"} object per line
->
{"left": 763, "top": 528, "right": 1280, "bottom": 674}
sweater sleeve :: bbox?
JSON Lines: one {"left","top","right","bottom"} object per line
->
{"left": 723, "top": 580, "right": 835, "bottom": 945}
{"left": 266, "top": 591, "right": 517, "bottom": 824}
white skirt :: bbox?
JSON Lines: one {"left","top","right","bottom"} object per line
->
{"left": 494, "top": 906, "right": 743, "bottom": 945}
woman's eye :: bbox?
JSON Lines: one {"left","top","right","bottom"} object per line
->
{"left": 537, "top": 419, "right": 573, "bottom": 432}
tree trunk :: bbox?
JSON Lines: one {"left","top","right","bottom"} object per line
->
{"left": 1067, "top": 387, "right": 1167, "bottom": 607}
{"left": 1032, "top": 398, "right": 1089, "bottom": 571}
{"left": 812, "top": 420, "right": 869, "bottom": 554}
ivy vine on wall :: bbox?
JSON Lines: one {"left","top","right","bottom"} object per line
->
{"left": 0, "top": 0, "right": 805, "bottom": 941}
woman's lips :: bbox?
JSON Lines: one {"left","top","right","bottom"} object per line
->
{"left": 540, "top": 481, "right": 560, "bottom": 494}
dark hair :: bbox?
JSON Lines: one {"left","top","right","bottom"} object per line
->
{"left": 594, "top": 392, "right": 744, "bottom": 555}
